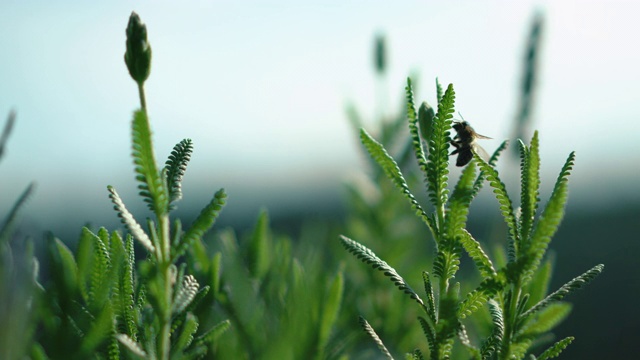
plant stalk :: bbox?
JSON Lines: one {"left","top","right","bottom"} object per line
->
{"left": 138, "top": 82, "right": 147, "bottom": 112}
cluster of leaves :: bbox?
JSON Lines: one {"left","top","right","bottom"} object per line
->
{"left": 30, "top": 13, "right": 229, "bottom": 359}
{"left": 340, "top": 78, "right": 604, "bottom": 359}
{"left": 0, "top": 11, "right": 606, "bottom": 360}
{"left": 181, "top": 210, "right": 346, "bottom": 359}
{"left": 6, "top": 12, "right": 348, "bottom": 360}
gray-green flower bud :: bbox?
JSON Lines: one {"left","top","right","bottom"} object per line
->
{"left": 418, "top": 101, "right": 435, "bottom": 141}
{"left": 124, "top": 12, "right": 152, "bottom": 84}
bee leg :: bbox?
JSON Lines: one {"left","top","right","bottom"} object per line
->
{"left": 450, "top": 140, "right": 461, "bottom": 155}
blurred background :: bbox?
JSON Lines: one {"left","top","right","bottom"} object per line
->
{"left": 1, "top": 0, "right": 639, "bottom": 358}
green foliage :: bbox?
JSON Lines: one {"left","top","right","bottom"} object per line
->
{"left": 340, "top": 78, "right": 603, "bottom": 359}
{"left": 164, "top": 138, "right": 193, "bottom": 207}
{"left": 0, "top": 111, "right": 39, "bottom": 360}
{"left": 27, "top": 12, "right": 236, "bottom": 360}
{"left": 0, "top": 11, "right": 606, "bottom": 360}
{"left": 197, "top": 211, "right": 347, "bottom": 359}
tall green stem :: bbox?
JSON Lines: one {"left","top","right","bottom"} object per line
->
{"left": 157, "top": 212, "right": 172, "bottom": 360}
{"left": 138, "top": 82, "right": 147, "bottom": 112}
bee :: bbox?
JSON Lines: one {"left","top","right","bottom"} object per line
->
{"left": 450, "top": 121, "right": 492, "bottom": 167}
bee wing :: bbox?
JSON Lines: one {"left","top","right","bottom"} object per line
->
{"left": 475, "top": 133, "right": 492, "bottom": 140}
{"left": 472, "top": 143, "right": 491, "bottom": 162}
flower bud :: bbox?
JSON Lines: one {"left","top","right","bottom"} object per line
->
{"left": 124, "top": 12, "right": 152, "bottom": 84}
{"left": 418, "top": 101, "right": 435, "bottom": 141}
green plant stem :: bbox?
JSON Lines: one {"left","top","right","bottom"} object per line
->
{"left": 501, "top": 280, "right": 522, "bottom": 360}
{"left": 157, "top": 213, "right": 172, "bottom": 359}
{"left": 138, "top": 82, "right": 147, "bottom": 111}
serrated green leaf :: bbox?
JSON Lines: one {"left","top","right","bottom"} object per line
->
{"left": 121, "top": 234, "right": 137, "bottom": 341}
{"left": 405, "top": 78, "right": 430, "bottom": 182}
{"left": 458, "top": 277, "right": 504, "bottom": 319}
{"left": 108, "top": 185, "right": 155, "bottom": 254}
{"left": 432, "top": 244, "right": 461, "bottom": 281}
{"left": 480, "top": 299, "right": 504, "bottom": 360}
{"left": 165, "top": 138, "right": 193, "bottom": 207}
{"left": 131, "top": 109, "right": 169, "bottom": 215}
{"left": 519, "top": 132, "right": 541, "bottom": 248}
{"left": 521, "top": 264, "right": 603, "bottom": 319}
{"left": 422, "top": 272, "right": 437, "bottom": 324}
{"left": 523, "top": 152, "right": 575, "bottom": 279}
{"left": 417, "top": 316, "right": 436, "bottom": 356}
{"left": 171, "top": 312, "right": 199, "bottom": 359}
{"left": 173, "top": 275, "right": 199, "bottom": 315}
{"left": 193, "top": 319, "right": 230, "bottom": 348}
{"left": 459, "top": 229, "right": 496, "bottom": 278}
{"left": 116, "top": 334, "right": 147, "bottom": 359}
{"left": 340, "top": 235, "right": 424, "bottom": 306}
{"left": 518, "top": 302, "right": 571, "bottom": 337}
{"left": 359, "top": 316, "right": 394, "bottom": 360}
{"left": 86, "top": 228, "right": 111, "bottom": 309}
{"left": 472, "top": 140, "right": 509, "bottom": 196}
{"left": 475, "top": 154, "right": 519, "bottom": 249}
{"left": 426, "top": 83, "right": 455, "bottom": 213}
{"left": 359, "top": 128, "right": 435, "bottom": 233}
{"left": 173, "top": 188, "right": 226, "bottom": 261}
{"left": 537, "top": 336, "right": 574, "bottom": 360}
{"left": 444, "top": 160, "right": 477, "bottom": 241}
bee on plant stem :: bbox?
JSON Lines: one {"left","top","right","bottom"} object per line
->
{"left": 450, "top": 120, "right": 492, "bottom": 167}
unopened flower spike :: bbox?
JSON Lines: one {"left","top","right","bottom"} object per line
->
{"left": 125, "top": 11, "right": 152, "bottom": 85}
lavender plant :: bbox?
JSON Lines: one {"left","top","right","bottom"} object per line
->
{"left": 340, "top": 78, "right": 603, "bottom": 359}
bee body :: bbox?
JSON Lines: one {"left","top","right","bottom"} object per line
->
{"left": 450, "top": 121, "right": 491, "bottom": 167}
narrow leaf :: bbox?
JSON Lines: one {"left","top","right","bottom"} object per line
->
{"left": 426, "top": 83, "right": 455, "bottom": 211}
{"left": 480, "top": 299, "right": 504, "bottom": 360}
{"left": 459, "top": 229, "right": 496, "bottom": 278}
{"left": 360, "top": 128, "right": 435, "bottom": 232}
{"left": 193, "top": 319, "right": 231, "bottom": 347}
{"left": 164, "top": 138, "right": 193, "bottom": 206}
{"left": 475, "top": 154, "right": 519, "bottom": 248}
{"left": 359, "top": 316, "right": 394, "bottom": 360}
{"left": 524, "top": 152, "right": 575, "bottom": 278}
{"left": 422, "top": 272, "right": 437, "bottom": 324}
{"left": 173, "top": 275, "right": 200, "bottom": 315}
{"left": 131, "top": 109, "right": 169, "bottom": 215}
{"left": 520, "top": 132, "right": 541, "bottom": 246}
{"left": 116, "top": 334, "right": 147, "bottom": 358}
{"left": 417, "top": 316, "right": 436, "bottom": 356}
{"left": 405, "top": 78, "right": 430, "bottom": 181}
{"left": 173, "top": 188, "right": 227, "bottom": 261}
{"left": 108, "top": 186, "right": 155, "bottom": 253}
{"left": 340, "top": 235, "right": 424, "bottom": 306}
{"left": 537, "top": 336, "right": 574, "bottom": 360}
{"left": 171, "top": 312, "right": 199, "bottom": 357}
{"left": 521, "top": 264, "right": 603, "bottom": 319}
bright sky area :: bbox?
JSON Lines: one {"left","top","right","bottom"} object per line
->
{"left": 0, "top": 1, "right": 638, "bottom": 234}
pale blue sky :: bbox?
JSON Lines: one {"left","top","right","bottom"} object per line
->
{"left": 1, "top": 1, "right": 638, "bottom": 234}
